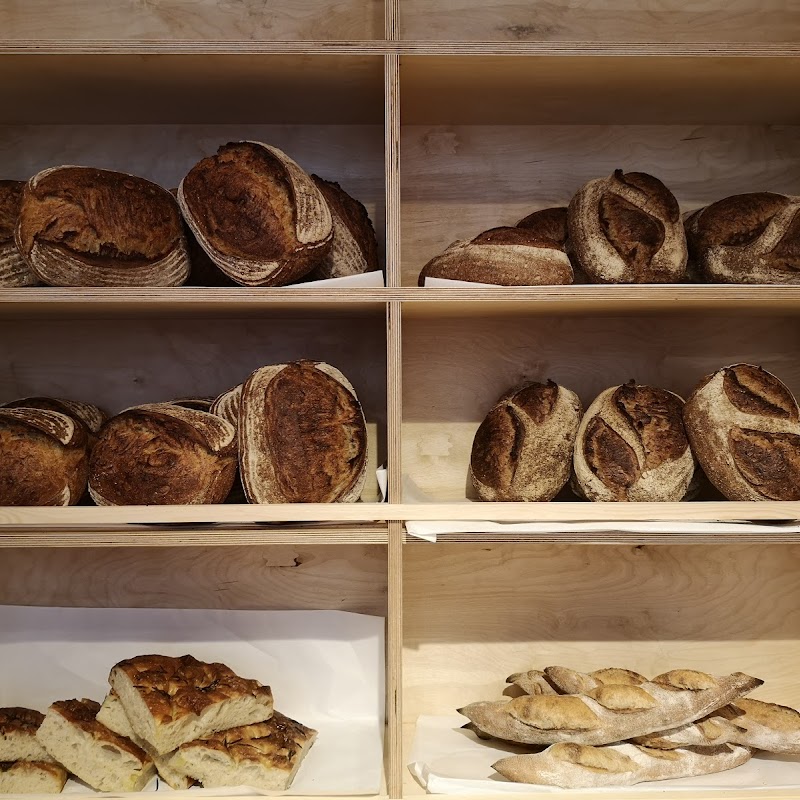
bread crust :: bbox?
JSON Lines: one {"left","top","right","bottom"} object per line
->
{"left": 568, "top": 170, "right": 687, "bottom": 283}
{"left": 0, "top": 180, "right": 37, "bottom": 287}
{"left": 0, "top": 707, "right": 53, "bottom": 763}
{"left": 211, "top": 384, "right": 243, "bottom": 429}
{"left": 717, "top": 698, "right": 800, "bottom": 754}
{"left": 683, "top": 364, "right": 800, "bottom": 500}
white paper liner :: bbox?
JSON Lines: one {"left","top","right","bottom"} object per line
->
{"left": 292, "top": 271, "right": 385, "bottom": 289}
{"left": 0, "top": 607, "right": 384, "bottom": 796}
{"left": 423, "top": 278, "right": 502, "bottom": 288}
{"left": 409, "top": 715, "right": 800, "bottom": 794}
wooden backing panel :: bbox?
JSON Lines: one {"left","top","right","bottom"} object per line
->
{"left": 402, "top": 313, "right": 800, "bottom": 502}
{"left": 385, "top": 54, "right": 401, "bottom": 287}
{"left": 0, "top": 1, "right": 384, "bottom": 41}
{"left": 403, "top": 542, "right": 800, "bottom": 721}
{"left": 387, "top": 520, "right": 404, "bottom": 798}
{"left": 0, "top": 543, "right": 387, "bottom": 613}
{"left": 398, "top": 1, "right": 800, "bottom": 42}
{"left": 401, "top": 123, "right": 800, "bottom": 284}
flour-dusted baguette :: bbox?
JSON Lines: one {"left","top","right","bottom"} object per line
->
{"left": 88, "top": 403, "right": 237, "bottom": 505}
{"left": 717, "top": 698, "right": 800, "bottom": 754}
{"left": 36, "top": 699, "right": 155, "bottom": 793}
{"left": 16, "top": 166, "right": 189, "bottom": 287}
{"left": 470, "top": 380, "right": 582, "bottom": 502}
{"left": 0, "top": 180, "right": 37, "bottom": 287}
{"left": 0, "top": 708, "right": 53, "bottom": 762}
{"left": 0, "top": 761, "right": 68, "bottom": 794}
{"left": 458, "top": 670, "right": 762, "bottom": 746}
{"left": 306, "top": 176, "right": 379, "bottom": 281}
{"left": 0, "top": 408, "right": 89, "bottom": 505}
{"left": 573, "top": 382, "right": 696, "bottom": 501}
{"left": 178, "top": 141, "right": 332, "bottom": 287}
{"left": 109, "top": 654, "right": 274, "bottom": 756}
{"left": 683, "top": 363, "right": 800, "bottom": 500}
{"left": 240, "top": 361, "right": 368, "bottom": 503}
{"left": 505, "top": 671, "right": 559, "bottom": 696}
{"left": 167, "top": 711, "right": 317, "bottom": 791}
{"left": 685, "top": 193, "right": 800, "bottom": 284}
{"left": 568, "top": 170, "right": 688, "bottom": 283}
{"left": 493, "top": 742, "right": 752, "bottom": 788}
{"left": 632, "top": 716, "right": 740, "bottom": 750}
{"left": 418, "top": 226, "right": 573, "bottom": 286}
{"left": 526, "top": 666, "right": 648, "bottom": 696}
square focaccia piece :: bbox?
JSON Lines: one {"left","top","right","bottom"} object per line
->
{"left": 0, "top": 761, "right": 68, "bottom": 794}
{"left": 0, "top": 707, "right": 53, "bottom": 762}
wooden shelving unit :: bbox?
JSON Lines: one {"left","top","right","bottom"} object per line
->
{"left": 0, "top": 0, "right": 798, "bottom": 798}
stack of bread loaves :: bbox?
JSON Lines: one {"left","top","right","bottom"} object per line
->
{"left": 420, "top": 169, "right": 800, "bottom": 285}
{"left": 470, "top": 363, "right": 800, "bottom": 502}
{"left": 2, "top": 654, "right": 316, "bottom": 794}
{"left": 459, "top": 665, "right": 800, "bottom": 788}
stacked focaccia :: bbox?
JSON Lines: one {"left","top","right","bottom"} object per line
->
{"left": 458, "top": 665, "right": 800, "bottom": 788}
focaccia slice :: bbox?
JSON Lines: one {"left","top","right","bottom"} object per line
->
{"left": 0, "top": 707, "right": 53, "bottom": 762}
{"left": 0, "top": 761, "right": 67, "bottom": 794}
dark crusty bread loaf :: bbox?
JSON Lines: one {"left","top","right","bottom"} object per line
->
{"left": 568, "top": 170, "right": 688, "bottom": 283}
{"left": 685, "top": 193, "right": 800, "bottom": 284}
{"left": 683, "top": 363, "right": 800, "bottom": 500}
{"left": 418, "top": 225, "right": 573, "bottom": 286}
{"left": 470, "top": 380, "right": 582, "bottom": 501}
{"left": 16, "top": 166, "right": 189, "bottom": 287}
{"left": 178, "top": 141, "right": 332, "bottom": 287}
{"left": 240, "top": 361, "right": 367, "bottom": 503}
{"left": 573, "top": 382, "right": 696, "bottom": 501}
{"left": 2, "top": 396, "right": 107, "bottom": 452}
{"left": 0, "top": 408, "right": 89, "bottom": 505}
{"left": 0, "top": 180, "right": 37, "bottom": 287}
{"left": 211, "top": 384, "right": 242, "bottom": 430}
{"left": 88, "top": 403, "right": 237, "bottom": 505}
{"left": 307, "top": 176, "right": 379, "bottom": 281}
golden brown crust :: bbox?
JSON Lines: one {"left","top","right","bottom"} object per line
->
{"left": 591, "top": 669, "right": 647, "bottom": 687}
{"left": 112, "top": 655, "right": 272, "bottom": 725}
{"left": 0, "top": 708, "right": 44, "bottom": 735}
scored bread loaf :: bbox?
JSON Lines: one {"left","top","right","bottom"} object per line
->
{"left": 0, "top": 708, "right": 53, "bottom": 762}
{"left": 683, "top": 363, "right": 800, "bottom": 500}
{"left": 0, "top": 761, "right": 68, "bottom": 794}
{"left": 470, "top": 380, "right": 582, "bottom": 502}
{"left": 632, "top": 715, "right": 740, "bottom": 750}
{"left": 418, "top": 225, "right": 573, "bottom": 286}
{"left": 306, "top": 176, "right": 378, "bottom": 281}
{"left": 568, "top": 169, "right": 688, "bottom": 283}
{"left": 240, "top": 361, "right": 368, "bottom": 503}
{"left": 0, "top": 408, "right": 89, "bottom": 505}
{"left": 505, "top": 671, "right": 559, "bottom": 696}
{"left": 493, "top": 742, "right": 752, "bottom": 788}
{"left": 167, "top": 711, "right": 317, "bottom": 791}
{"left": 2, "top": 397, "right": 107, "bottom": 451}
{"left": 211, "top": 384, "right": 242, "bottom": 430}
{"left": 572, "top": 382, "right": 696, "bottom": 501}
{"left": 685, "top": 193, "right": 800, "bottom": 284}
{"left": 16, "top": 166, "right": 189, "bottom": 287}
{"left": 178, "top": 141, "right": 332, "bottom": 287}
{"left": 109, "top": 654, "right": 273, "bottom": 756}
{"left": 88, "top": 403, "right": 237, "bottom": 505}
{"left": 458, "top": 670, "right": 762, "bottom": 747}
{"left": 0, "top": 180, "right": 37, "bottom": 287}
{"left": 543, "top": 666, "right": 648, "bottom": 695}
{"left": 36, "top": 698, "right": 155, "bottom": 793}
{"left": 717, "top": 697, "right": 800, "bottom": 754}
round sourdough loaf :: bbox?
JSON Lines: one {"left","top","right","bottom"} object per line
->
{"left": 418, "top": 223, "right": 573, "bottom": 286}
{"left": 685, "top": 192, "right": 800, "bottom": 284}
{"left": 178, "top": 141, "right": 333, "bottom": 287}
{"left": 573, "top": 382, "right": 696, "bottom": 501}
{"left": 470, "top": 380, "right": 582, "bottom": 502}
{"left": 88, "top": 403, "right": 237, "bottom": 505}
{"left": 0, "top": 408, "right": 89, "bottom": 505}
{"left": 683, "top": 364, "right": 800, "bottom": 500}
{"left": 16, "top": 166, "right": 189, "bottom": 287}
{"left": 2, "top": 396, "right": 107, "bottom": 451}
{"left": 306, "top": 176, "right": 379, "bottom": 281}
{"left": 568, "top": 170, "right": 688, "bottom": 283}
{"left": 0, "top": 180, "right": 37, "bottom": 287}
{"left": 239, "top": 361, "right": 367, "bottom": 503}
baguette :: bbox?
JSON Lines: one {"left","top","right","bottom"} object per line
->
{"left": 505, "top": 671, "right": 558, "bottom": 696}
{"left": 717, "top": 698, "right": 800, "bottom": 754}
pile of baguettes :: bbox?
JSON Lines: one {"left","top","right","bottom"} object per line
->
{"left": 420, "top": 169, "right": 800, "bottom": 285}
{"left": 459, "top": 666, "right": 800, "bottom": 788}
{"left": 470, "top": 362, "right": 800, "bottom": 502}
{"left": 0, "top": 653, "right": 316, "bottom": 794}
{"left": 0, "top": 360, "right": 367, "bottom": 506}
{"left": 0, "top": 140, "right": 378, "bottom": 288}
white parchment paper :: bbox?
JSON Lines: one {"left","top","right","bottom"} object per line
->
{"left": 294, "top": 272, "right": 385, "bottom": 289}
{"left": 409, "top": 715, "right": 800, "bottom": 794}
{"left": 422, "top": 278, "right": 499, "bottom": 289}
{"left": 0, "top": 607, "right": 384, "bottom": 796}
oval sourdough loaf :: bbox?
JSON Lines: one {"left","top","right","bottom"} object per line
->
{"left": 418, "top": 224, "right": 573, "bottom": 286}
{"left": 178, "top": 141, "right": 332, "bottom": 287}
{"left": 0, "top": 180, "right": 37, "bottom": 287}
{"left": 0, "top": 408, "right": 89, "bottom": 505}
{"left": 685, "top": 192, "right": 800, "bottom": 284}
{"left": 88, "top": 403, "right": 237, "bottom": 505}
{"left": 16, "top": 166, "right": 189, "bottom": 287}
{"left": 240, "top": 361, "right": 367, "bottom": 503}
{"left": 470, "top": 380, "right": 582, "bottom": 502}
{"left": 573, "top": 382, "right": 696, "bottom": 501}
{"left": 568, "top": 169, "right": 687, "bottom": 283}
{"left": 683, "top": 363, "right": 800, "bottom": 500}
